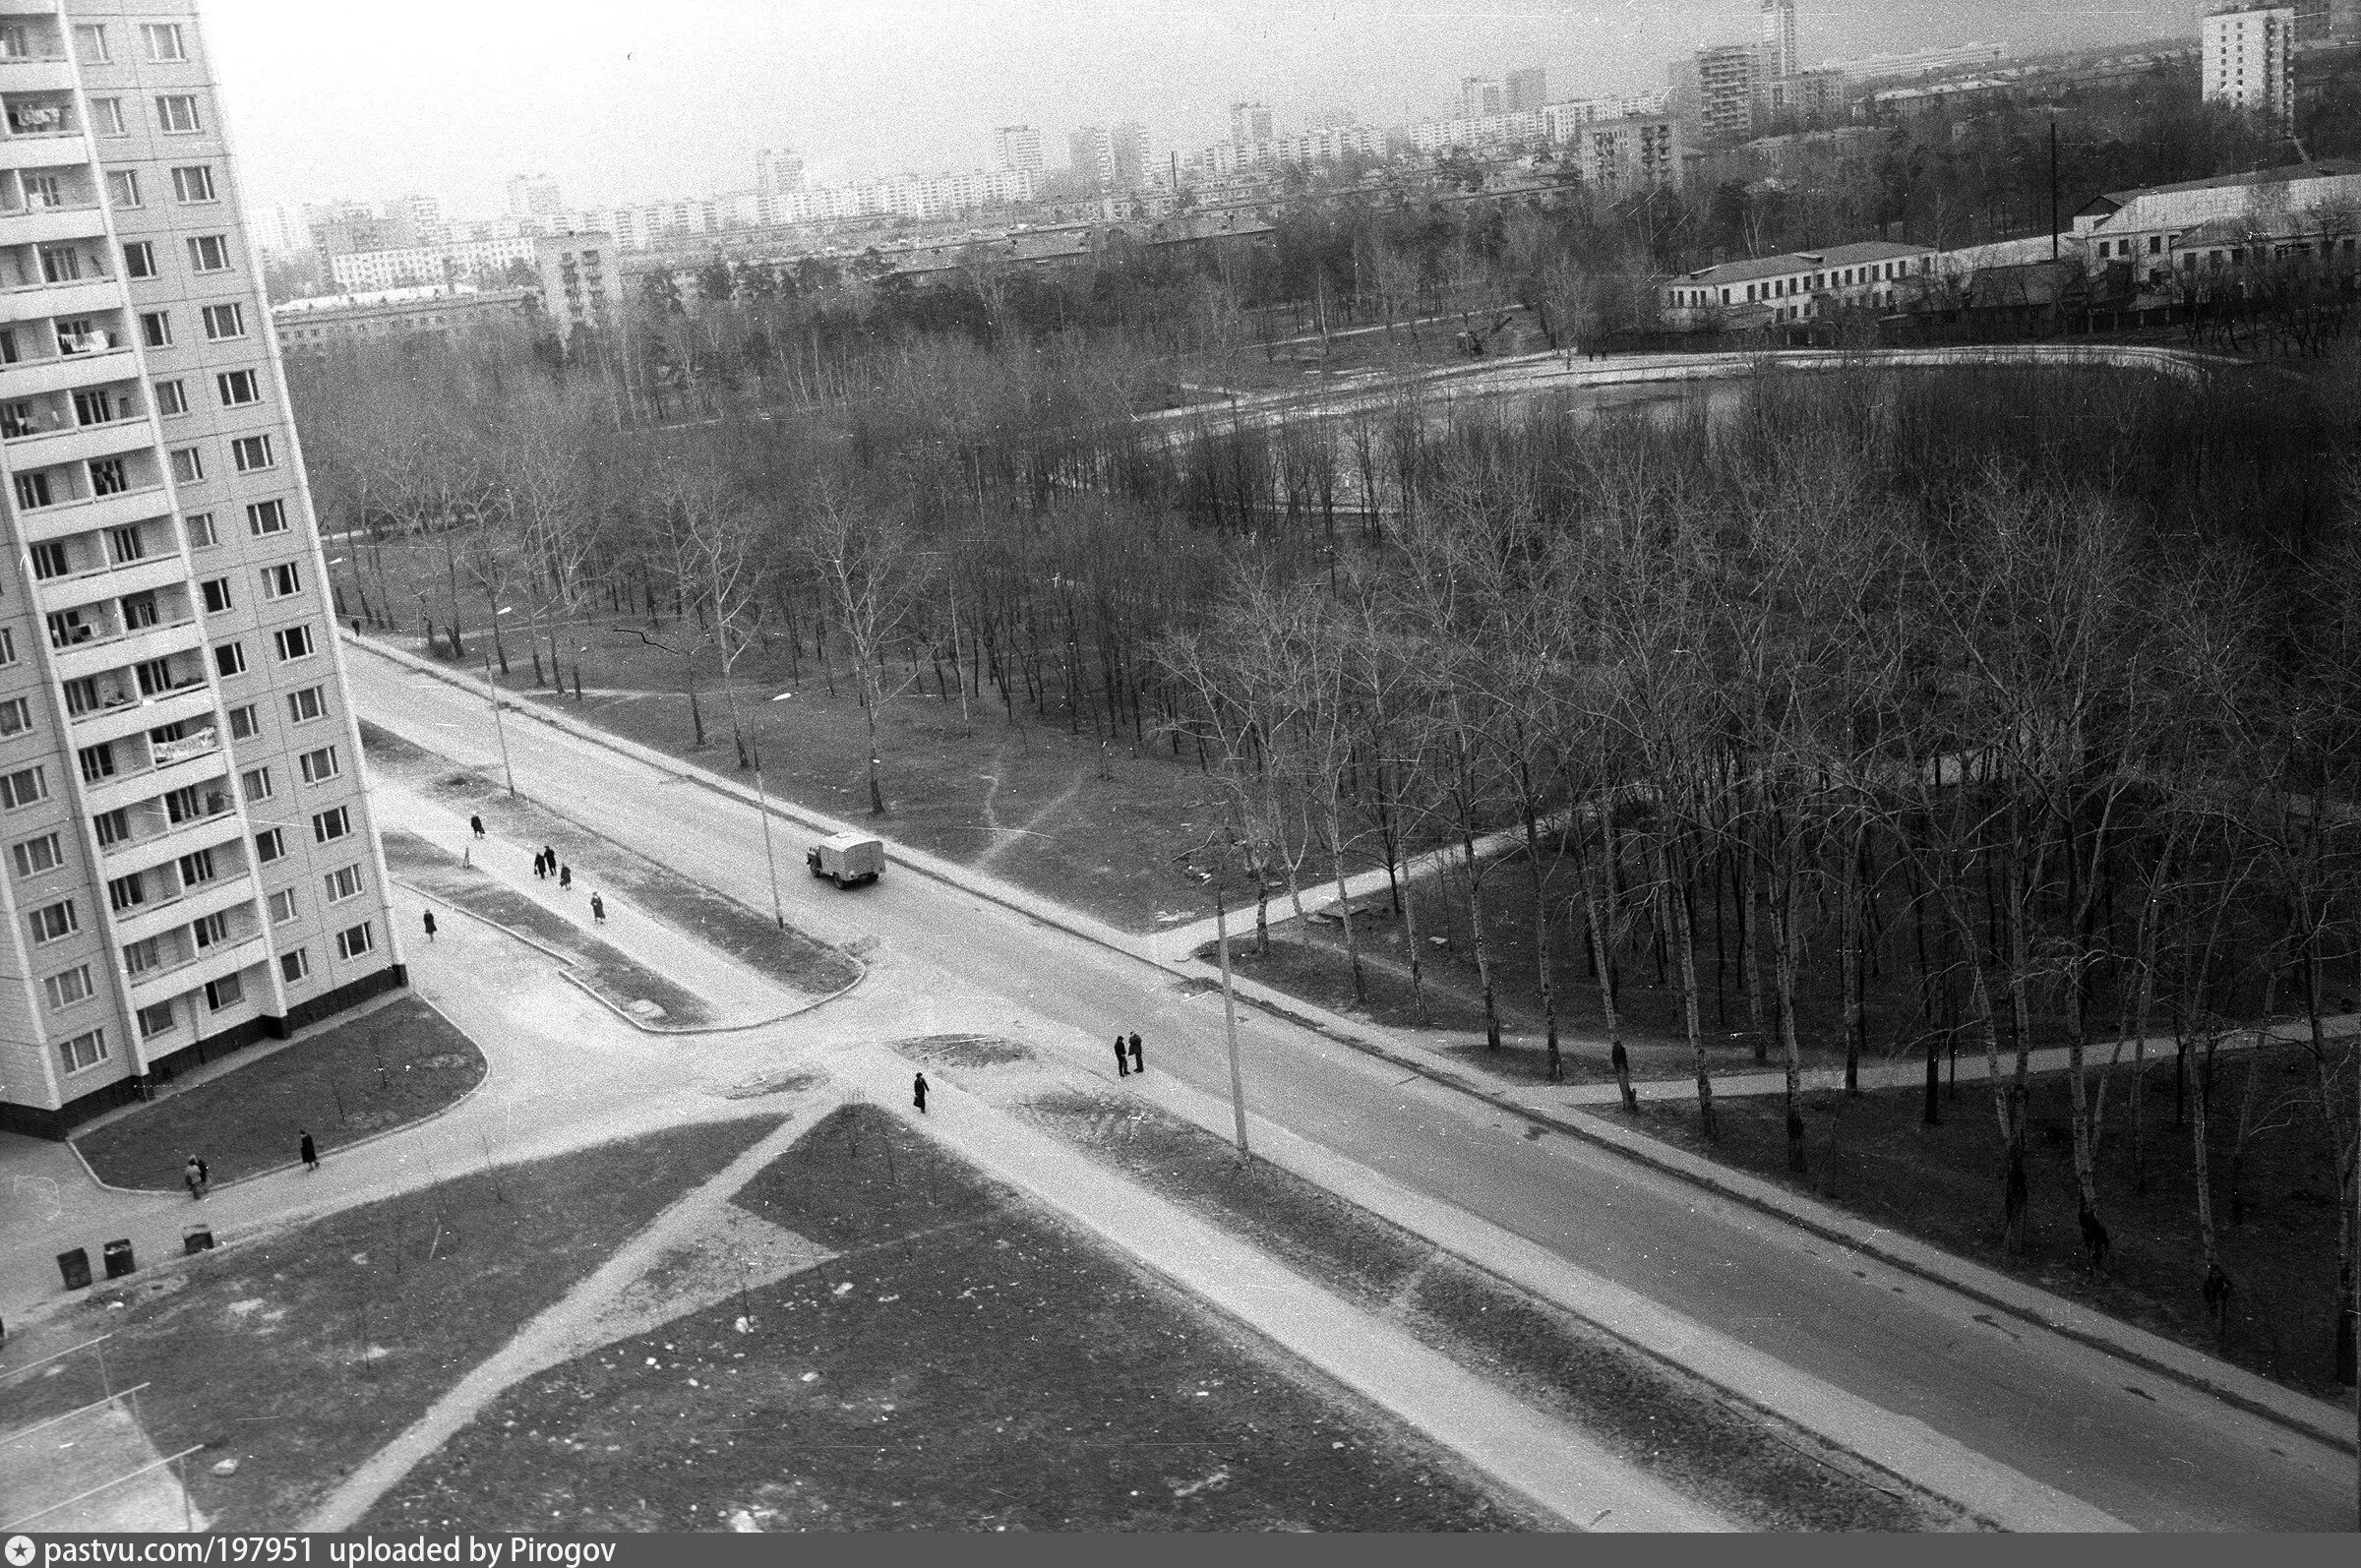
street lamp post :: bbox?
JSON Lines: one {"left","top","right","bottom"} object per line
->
{"left": 748, "top": 691, "right": 795, "bottom": 930}
{"left": 481, "top": 649, "right": 516, "bottom": 798}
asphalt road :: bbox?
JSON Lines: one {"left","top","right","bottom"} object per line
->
{"left": 346, "top": 644, "right": 2357, "bottom": 1531}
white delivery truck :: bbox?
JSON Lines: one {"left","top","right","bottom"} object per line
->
{"left": 807, "top": 831, "right": 885, "bottom": 889}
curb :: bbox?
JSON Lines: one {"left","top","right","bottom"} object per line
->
{"left": 348, "top": 633, "right": 2353, "bottom": 1456}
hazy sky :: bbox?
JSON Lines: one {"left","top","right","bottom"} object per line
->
{"left": 203, "top": 1, "right": 2197, "bottom": 217}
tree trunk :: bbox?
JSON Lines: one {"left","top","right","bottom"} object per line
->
{"left": 1659, "top": 831, "right": 1713, "bottom": 1139}
{"left": 1581, "top": 838, "right": 1633, "bottom": 1114}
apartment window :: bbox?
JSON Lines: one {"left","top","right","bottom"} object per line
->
{"left": 201, "top": 576, "right": 232, "bottom": 613}
{"left": 335, "top": 922, "right": 375, "bottom": 961}
{"left": 300, "top": 746, "right": 339, "bottom": 785}
{"left": 162, "top": 781, "right": 213, "bottom": 821}
{"left": 137, "top": 1002, "right": 175, "bottom": 1038}
{"left": 44, "top": 964, "right": 94, "bottom": 1011}
{"left": 155, "top": 95, "right": 202, "bottom": 134}
{"left": 89, "top": 458, "right": 128, "bottom": 496}
{"left": 202, "top": 304, "right": 246, "bottom": 341}
{"left": 205, "top": 972, "right": 243, "bottom": 1011}
{"left": 0, "top": 627, "right": 15, "bottom": 666}
{"left": 58, "top": 1029, "right": 107, "bottom": 1075}
{"left": 62, "top": 677, "right": 100, "bottom": 717}
{"left": 124, "top": 936, "right": 160, "bottom": 976}
{"left": 262, "top": 563, "right": 299, "bottom": 599}
{"left": 192, "top": 910, "right": 230, "bottom": 949}
{"left": 74, "top": 24, "right": 109, "bottom": 62}
{"left": 143, "top": 22, "right": 187, "bottom": 61}
{"left": 12, "top": 831, "right": 63, "bottom": 879}
{"left": 92, "top": 809, "right": 128, "bottom": 848}
{"left": 231, "top": 434, "right": 273, "bottom": 469}
{"left": 188, "top": 235, "right": 230, "bottom": 272}
{"left": 186, "top": 512, "right": 217, "bottom": 548}
{"left": 279, "top": 948, "right": 310, "bottom": 984}
{"left": 27, "top": 899, "right": 77, "bottom": 944}
{"left": 273, "top": 624, "right": 314, "bottom": 661}
{"left": 217, "top": 368, "right": 259, "bottom": 405}
{"left": 13, "top": 473, "right": 53, "bottom": 511}
{"left": 227, "top": 702, "right": 259, "bottom": 740}
{"left": 78, "top": 743, "right": 115, "bottom": 784}
{"left": 92, "top": 98, "right": 125, "bottom": 136}
{"left": 254, "top": 826, "right": 285, "bottom": 864}
{"left": 0, "top": 398, "right": 30, "bottom": 438}
{"left": 0, "top": 696, "right": 30, "bottom": 737}
{"left": 246, "top": 499, "right": 287, "bottom": 535}
{"left": 312, "top": 805, "right": 350, "bottom": 844}
{"left": 105, "top": 528, "right": 144, "bottom": 569}
{"left": 324, "top": 863, "right": 363, "bottom": 903}
{"left": 2, "top": 765, "right": 48, "bottom": 810}
{"left": 107, "top": 872, "right": 145, "bottom": 914}
{"left": 286, "top": 686, "right": 324, "bottom": 724}
{"left": 268, "top": 887, "right": 298, "bottom": 925}
{"left": 171, "top": 447, "right": 205, "bottom": 484}
{"left": 239, "top": 765, "right": 272, "bottom": 802}
{"left": 141, "top": 311, "right": 173, "bottom": 347}
{"left": 156, "top": 380, "right": 189, "bottom": 417}
{"left": 171, "top": 165, "right": 217, "bottom": 204}
{"left": 75, "top": 389, "right": 122, "bottom": 427}
{"left": 176, "top": 848, "right": 217, "bottom": 889}
{"left": 107, "top": 171, "right": 142, "bottom": 211}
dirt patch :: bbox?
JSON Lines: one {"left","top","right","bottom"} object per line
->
{"left": 1018, "top": 1088, "right": 1968, "bottom": 1531}
{"left": 715, "top": 1070, "right": 822, "bottom": 1102}
{"left": 360, "top": 722, "right": 861, "bottom": 998}
{"left": 383, "top": 829, "right": 713, "bottom": 1028}
{"left": 891, "top": 1034, "right": 1034, "bottom": 1068}
{"left": 73, "top": 995, "right": 484, "bottom": 1189}
{"left": 2, "top": 1118, "right": 784, "bottom": 1532}
{"left": 1623, "top": 1042, "right": 2359, "bottom": 1399}
{"left": 358, "top": 1106, "right": 1541, "bottom": 1532}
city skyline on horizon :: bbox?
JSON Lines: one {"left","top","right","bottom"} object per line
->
{"left": 204, "top": 0, "right": 2205, "bottom": 222}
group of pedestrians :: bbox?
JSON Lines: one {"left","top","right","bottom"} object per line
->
{"left": 453, "top": 816, "right": 607, "bottom": 934}
{"left": 184, "top": 1129, "right": 320, "bottom": 1200}
{"left": 1113, "top": 1031, "right": 1145, "bottom": 1077}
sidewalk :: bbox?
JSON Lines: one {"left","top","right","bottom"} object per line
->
{"left": 351, "top": 633, "right": 2358, "bottom": 1455}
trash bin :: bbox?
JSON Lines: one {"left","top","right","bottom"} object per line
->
{"left": 183, "top": 1225, "right": 214, "bottom": 1255}
{"left": 57, "top": 1247, "right": 91, "bottom": 1291}
{"left": 102, "top": 1238, "right": 135, "bottom": 1280}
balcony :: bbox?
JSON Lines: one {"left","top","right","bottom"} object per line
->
{"left": 78, "top": 731, "right": 225, "bottom": 819}
{"left": 109, "top": 871, "right": 259, "bottom": 951}
{"left": 64, "top": 675, "right": 213, "bottom": 748}
{"left": 5, "top": 416, "right": 152, "bottom": 469}
{"left": 2, "top": 341, "right": 135, "bottom": 397}
{"left": 0, "top": 203, "right": 107, "bottom": 246}
{"left": 15, "top": 481, "right": 171, "bottom": 543}
{"left": 46, "top": 610, "right": 202, "bottom": 679}
{"left": 33, "top": 551, "right": 189, "bottom": 614}
{"left": 0, "top": 277, "right": 128, "bottom": 325}
{"left": 0, "top": 60, "right": 73, "bottom": 95}
{"left": 99, "top": 783, "right": 239, "bottom": 866}
{"left": 128, "top": 933, "right": 272, "bottom": 1011}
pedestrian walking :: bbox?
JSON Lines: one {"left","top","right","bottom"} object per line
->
{"left": 590, "top": 892, "right": 606, "bottom": 925}
{"left": 912, "top": 1072, "right": 930, "bottom": 1115}
{"left": 542, "top": 845, "right": 556, "bottom": 872}
{"left": 184, "top": 1156, "right": 205, "bottom": 1201}
{"left": 558, "top": 864, "right": 572, "bottom": 891}
{"left": 422, "top": 909, "right": 437, "bottom": 942}
{"left": 1114, "top": 1035, "right": 1129, "bottom": 1077}
{"left": 1128, "top": 1032, "right": 1143, "bottom": 1074}
{"left": 299, "top": 1130, "right": 318, "bottom": 1172}
{"left": 469, "top": 814, "right": 485, "bottom": 840}
{"left": 532, "top": 851, "right": 547, "bottom": 879}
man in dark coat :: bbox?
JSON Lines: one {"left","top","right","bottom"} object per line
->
{"left": 422, "top": 910, "right": 437, "bottom": 942}
{"left": 558, "top": 864, "right": 572, "bottom": 891}
{"left": 469, "top": 814, "right": 485, "bottom": 840}
{"left": 1128, "top": 1032, "right": 1143, "bottom": 1073}
{"left": 532, "top": 851, "right": 546, "bottom": 879}
{"left": 912, "top": 1072, "right": 930, "bottom": 1114}
{"left": 1114, "top": 1035, "right": 1129, "bottom": 1077}
{"left": 300, "top": 1130, "right": 319, "bottom": 1172}
{"left": 590, "top": 892, "right": 606, "bottom": 924}
{"left": 185, "top": 1156, "right": 206, "bottom": 1200}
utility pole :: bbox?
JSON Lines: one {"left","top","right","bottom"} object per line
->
{"left": 481, "top": 651, "right": 516, "bottom": 798}
{"left": 1213, "top": 874, "right": 1249, "bottom": 1160}
{"left": 2050, "top": 118, "right": 2061, "bottom": 263}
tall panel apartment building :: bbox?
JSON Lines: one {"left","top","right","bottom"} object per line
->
{"left": 2201, "top": 7, "right": 2298, "bottom": 130}
{"left": 991, "top": 125, "right": 1043, "bottom": 176}
{"left": 1760, "top": 0, "right": 1798, "bottom": 81}
{"left": 0, "top": 0, "right": 404, "bottom": 1135}
{"left": 1671, "top": 42, "right": 1759, "bottom": 143}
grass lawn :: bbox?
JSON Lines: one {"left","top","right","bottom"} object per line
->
{"left": 5, "top": 1117, "right": 783, "bottom": 1531}
{"left": 1621, "top": 1042, "right": 2360, "bottom": 1401}
{"left": 381, "top": 829, "right": 714, "bottom": 1028}
{"left": 73, "top": 995, "right": 484, "bottom": 1189}
{"left": 360, "top": 1105, "right": 1542, "bottom": 1533}
{"left": 360, "top": 722, "right": 861, "bottom": 998}
{"left": 1017, "top": 1088, "right": 1959, "bottom": 1532}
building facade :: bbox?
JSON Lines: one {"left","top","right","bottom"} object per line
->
{"left": 991, "top": 125, "right": 1043, "bottom": 176}
{"left": 0, "top": 0, "right": 405, "bottom": 1135}
{"left": 2202, "top": 6, "right": 2298, "bottom": 128}
{"left": 328, "top": 234, "right": 536, "bottom": 291}
{"left": 1760, "top": 0, "right": 1798, "bottom": 80}
{"left": 1663, "top": 240, "right": 1936, "bottom": 327}
{"left": 534, "top": 231, "right": 617, "bottom": 337}
{"left": 1566, "top": 114, "right": 1685, "bottom": 195}
{"left": 504, "top": 173, "right": 563, "bottom": 221}
{"left": 1068, "top": 122, "right": 1145, "bottom": 194}
{"left": 1504, "top": 68, "right": 1548, "bottom": 113}
{"left": 1227, "top": 103, "right": 1272, "bottom": 147}
{"left": 1672, "top": 42, "right": 1759, "bottom": 143}
{"left": 271, "top": 285, "right": 531, "bottom": 358}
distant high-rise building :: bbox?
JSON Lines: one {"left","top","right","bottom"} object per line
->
{"left": 1504, "top": 68, "right": 1549, "bottom": 113}
{"left": 1069, "top": 122, "right": 1147, "bottom": 193}
{"left": 383, "top": 193, "right": 444, "bottom": 248}
{"left": 0, "top": 0, "right": 407, "bottom": 1136}
{"left": 505, "top": 174, "right": 565, "bottom": 219}
{"left": 756, "top": 150, "right": 806, "bottom": 197}
{"left": 2202, "top": 0, "right": 2334, "bottom": 43}
{"left": 1760, "top": 0, "right": 1799, "bottom": 79}
{"left": 304, "top": 202, "right": 404, "bottom": 258}
{"left": 991, "top": 126, "right": 1045, "bottom": 175}
{"left": 1229, "top": 102, "right": 1274, "bottom": 146}
{"left": 1459, "top": 77, "right": 1505, "bottom": 117}
{"left": 1671, "top": 42, "right": 1760, "bottom": 143}
{"left": 2201, "top": 6, "right": 2297, "bottom": 128}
